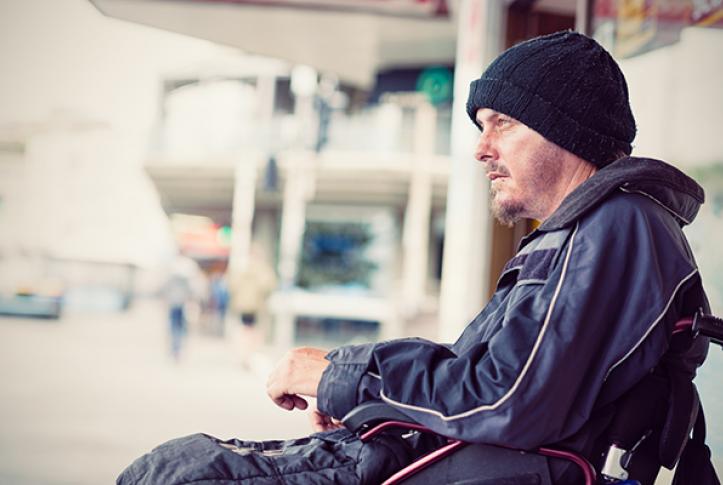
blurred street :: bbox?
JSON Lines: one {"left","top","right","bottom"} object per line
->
{"left": 0, "top": 301, "right": 310, "bottom": 485}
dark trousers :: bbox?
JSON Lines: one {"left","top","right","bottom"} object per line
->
{"left": 117, "top": 429, "right": 444, "bottom": 485}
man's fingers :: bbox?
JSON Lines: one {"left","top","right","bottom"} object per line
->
{"left": 292, "top": 395, "right": 308, "bottom": 410}
{"left": 308, "top": 407, "right": 344, "bottom": 433}
{"left": 272, "top": 394, "right": 308, "bottom": 411}
{"left": 310, "top": 411, "right": 326, "bottom": 432}
{"left": 273, "top": 396, "right": 294, "bottom": 410}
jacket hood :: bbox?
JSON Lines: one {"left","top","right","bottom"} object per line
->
{"left": 539, "top": 157, "right": 705, "bottom": 231}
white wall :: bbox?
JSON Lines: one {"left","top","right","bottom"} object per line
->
{"left": 621, "top": 27, "right": 723, "bottom": 167}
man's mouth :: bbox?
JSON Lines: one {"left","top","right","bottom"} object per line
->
{"left": 487, "top": 172, "right": 507, "bottom": 181}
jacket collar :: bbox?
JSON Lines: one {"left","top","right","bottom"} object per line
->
{"left": 537, "top": 156, "right": 704, "bottom": 232}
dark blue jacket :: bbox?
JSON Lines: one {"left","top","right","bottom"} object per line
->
{"left": 317, "top": 157, "right": 708, "bottom": 450}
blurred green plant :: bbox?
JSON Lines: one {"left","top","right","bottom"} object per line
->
{"left": 297, "top": 222, "right": 377, "bottom": 289}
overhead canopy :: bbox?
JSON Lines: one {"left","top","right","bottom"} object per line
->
{"left": 90, "top": 0, "right": 458, "bottom": 87}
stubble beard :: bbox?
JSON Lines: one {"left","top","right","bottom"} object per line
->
{"left": 489, "top": 148, "right": 562, "bottom": 227}
{"left": 490, "top": 185, "right": 526, "bottom": 227}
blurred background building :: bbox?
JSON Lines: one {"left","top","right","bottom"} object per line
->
{"left": 0, "top": 0, "right": 721, "bottom": 483}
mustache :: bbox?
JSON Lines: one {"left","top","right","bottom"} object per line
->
{"left": 485, "top": 162, "right": 511, "bottom": 177}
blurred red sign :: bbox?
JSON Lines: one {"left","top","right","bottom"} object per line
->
{"left": 171, "top": 216, "right": 231, "bottom": 259}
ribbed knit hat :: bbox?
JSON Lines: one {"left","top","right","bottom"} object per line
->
{"left": 466, "top": 30, "right": 636, "bottom": 167}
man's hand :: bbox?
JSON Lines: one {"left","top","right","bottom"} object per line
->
{"left": 308, "top": 405, "right": 343, "bottom": 433}
{"left": 266, "top": 347, "right": 330, "bottom": 411}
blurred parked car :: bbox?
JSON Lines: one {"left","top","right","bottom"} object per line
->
{"left": 0, "top": 254, "right": 64, "bottom": 319}
{"left": 0, "top": 288, "right": 63, "bottom": 319}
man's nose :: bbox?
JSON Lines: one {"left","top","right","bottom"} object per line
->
{"left": 474, "top": 132, "right": 495, "bottom": 163}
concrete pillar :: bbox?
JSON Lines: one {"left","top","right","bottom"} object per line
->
{"left": 272, "top": 68, "right": 319, "bottom": 349}
{"left": 256, "top": 74, "right": 277, "bottom": 154}
{"left": 575, "top": 0, "right": 593, "bottom": 35}
{"left": 228, "top": 156, "right": 259, "bottom": 274}
{"left": 277, "top": 152, "right": 315, "bottom": 289}
{"left": 227, "top": 73, "right": 275, "bottom": 275}
{"left": 274, "top": 152, "right": 316, "bottom": 348}
{"left": 291, "top": 65, "right": 318, "bottom": 150}
{"left": 401, "top": 100, "right": 436, "bottom": 319}
{"left": 438, "top": 0, "right": 504, "bottom": 342}
{"left": 277, "top": 66, "right": 319, "bottom": 286}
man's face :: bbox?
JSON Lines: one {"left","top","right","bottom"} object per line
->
{"left": 473, "top": 108, "right": 565, "bottom": 225}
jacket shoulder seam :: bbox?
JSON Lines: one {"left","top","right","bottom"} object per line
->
{"left": 619, "top": 186, "right": 691, "bottom": 224}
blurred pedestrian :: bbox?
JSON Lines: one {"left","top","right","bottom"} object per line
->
{"left": 163, "top": 253, "right": 196, "bottom": 362}
{"left": 228, "top": 244, "right": 277, "bottom": 369}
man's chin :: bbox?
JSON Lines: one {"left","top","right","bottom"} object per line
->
{"left": 491, "top": 199, "right": 525, "bottom": 227}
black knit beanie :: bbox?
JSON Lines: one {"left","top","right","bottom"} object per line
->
{"left": 466, "top": 30, "right": 636, "bottom": 168}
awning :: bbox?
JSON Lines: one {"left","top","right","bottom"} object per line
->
{"left": 90, "top": 0, "right": 458, "bottom": 87}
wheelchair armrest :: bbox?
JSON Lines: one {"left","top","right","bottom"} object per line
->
{"left": 342, "top": 400, "right": 415, "bottom": 434}
{"left": 342, "top": 401, "right": 597, "bottom": 485}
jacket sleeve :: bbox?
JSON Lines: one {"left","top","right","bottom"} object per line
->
{"left": 317, "top": 195, "right": 699, "bottom": 448}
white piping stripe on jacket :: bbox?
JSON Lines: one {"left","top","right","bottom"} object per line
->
{"left": 604, "top": 267, "right": 698, "bottom": 380}
{"left": 619, "top": 187, "right": 692, "bottom": 225}
{"left": 380, "top": 222, "right": 580, "bottom": 421}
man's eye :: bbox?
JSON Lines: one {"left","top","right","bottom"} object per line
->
{"left": 497, "top": 117, "right": 510, "bottom": 126}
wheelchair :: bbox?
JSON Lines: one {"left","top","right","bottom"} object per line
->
{"left": 342, "top": 311, "right": 723, "bottom": 485}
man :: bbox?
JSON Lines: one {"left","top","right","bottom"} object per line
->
{"left": 118, "top": 31, "right": 710, "bottom": 484}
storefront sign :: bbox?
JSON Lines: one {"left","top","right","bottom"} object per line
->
{"left": 692, "top": 0, "right": 723, "bottom": 25}
{"left": 594, "top": 0, "right": 723, "bottom": 57}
